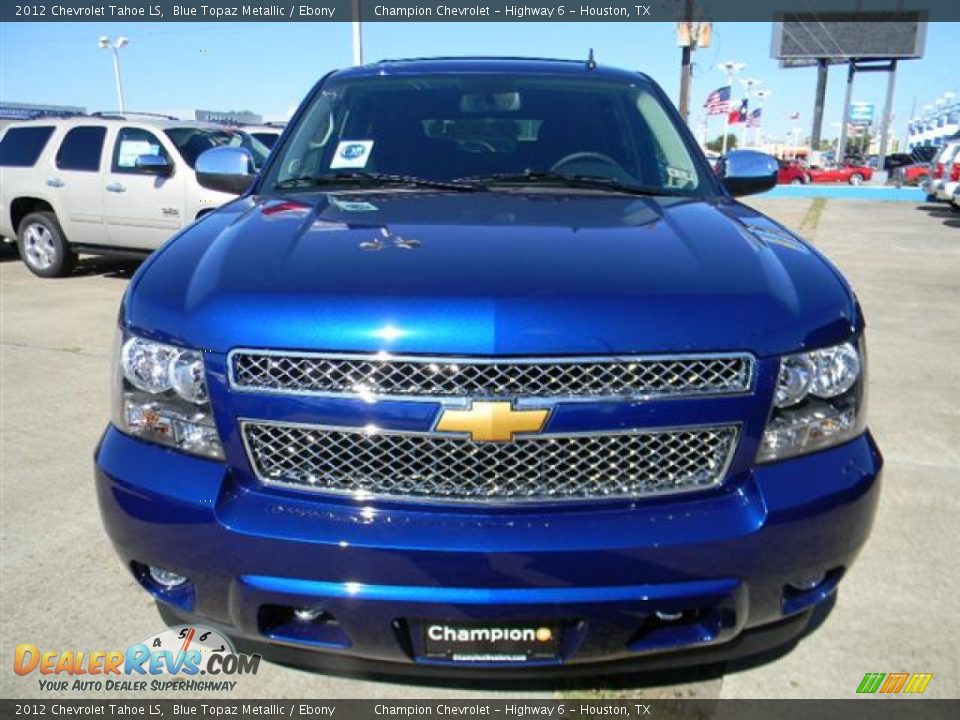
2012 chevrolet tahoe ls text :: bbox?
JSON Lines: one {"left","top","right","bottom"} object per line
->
{"left": 95, "top": 58, "right": 881, "bottom": 677}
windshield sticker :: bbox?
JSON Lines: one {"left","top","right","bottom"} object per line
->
{"left": 665, "top": 166, "right": 696, "bottom": 187}
{"left": 330, "top": 197, "right": 379, "bottom": 213}
{"left": 331, "top": 140, "right": 374, "bottom": 169}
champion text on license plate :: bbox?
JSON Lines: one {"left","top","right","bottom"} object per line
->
{"left": 422, "top": 621, "right": 562, "bottom": 662}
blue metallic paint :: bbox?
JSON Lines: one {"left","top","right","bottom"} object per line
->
{"left": 96, "top": 59, "right": 881, "bottom": 673}
{"left": 123, "top": 193, "right": 858, "bottom": 358}
{"left": 96, "top": 427, "right": 880, "bottom": 668}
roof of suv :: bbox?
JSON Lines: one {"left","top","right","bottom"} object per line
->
{"left": 335, "top": 56, "right": 649, "bottom": 83}
{"left": 5, "top": 115, "right": 233, "bottom": 132}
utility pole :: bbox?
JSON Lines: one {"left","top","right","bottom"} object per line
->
{"left": 351, "top": 0, "right": 363, "bottom": 65}
{"left": 677, "top": 0, "right": 695, "bottom": 123}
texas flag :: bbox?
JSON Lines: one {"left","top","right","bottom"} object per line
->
{"left": 747, "top": 108, "right": 762, "bottom": 128}
{"left": 728, "top": 99, "right": 748, "bottom": 125}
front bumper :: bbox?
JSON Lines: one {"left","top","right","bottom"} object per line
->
{"left": 95, "top": 427, "right": 881, "bottom": 673}
{"left": 936, "top": 181, "right": 959, "bottom": 201}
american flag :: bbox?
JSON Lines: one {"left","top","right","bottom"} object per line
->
{"left": 704, "top": 86, "right": 732, "bottom": 115}
{"left": 747, "top": 108, "right": 762, "bottom": 128}
{"left": 728, "top": 99, "right": 748, "bottom": 125}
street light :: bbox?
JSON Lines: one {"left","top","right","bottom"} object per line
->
{"left": 717, "top": 61, "right": 746, "bottom": 154}
{"left": 98, "top": 35, "right": 129, "bottom": 114}
{"left": 738, "top": 78, "right": 761, "bottom": 147}
{"left": 753, "top": 88, "right": 773, "bottom": 149}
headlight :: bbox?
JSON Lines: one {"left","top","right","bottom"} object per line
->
{"left": 112, "top": 331, "right": 224, "bottom": 460}
{"left": 758, "top": 339, "right": 867, "bottom": 462}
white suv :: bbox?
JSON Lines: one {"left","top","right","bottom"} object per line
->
{"left": 921, "top": 139, "right": 960, "bottom": 204}
{"left": 0, "top": 114, "right": 269, "bottom": 277}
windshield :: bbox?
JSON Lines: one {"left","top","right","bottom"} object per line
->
{"left": 262, "top": 73, "right": 710, "bottom": 195}
{"left": 165, "top": 127, "right": 271, "bottom": 169}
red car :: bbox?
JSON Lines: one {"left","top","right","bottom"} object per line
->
{"left": 806, "top": 164, "right": 874, "bottom": 185}
{"left": 777, "top": 161, "right": 811, "bottom": 185}
{"left": 893, "top": 163, "right": 931, "bottom": 186}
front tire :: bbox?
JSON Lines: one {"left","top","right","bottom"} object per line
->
{"left": 848, "top": 173, "right": 864, "bottom": 186}
{"left": 790, "top": 177, "right": 803, "bottom": 185}
{"left": 17, "top": 211, "right": 76, "bottom": 278}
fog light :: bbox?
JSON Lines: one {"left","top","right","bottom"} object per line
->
{"left": 788, "top": 571, "right": 826, "bottom": 592}
{"left": 293, "top": 607, "right": 325, "bottom": 622}
{"left": 654, "top": 610, "right": 685, "bottom": 622}
{"left": 149, "top": 566, "right": 188, "bottom": 588}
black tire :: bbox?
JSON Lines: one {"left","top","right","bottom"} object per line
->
{"left": 790, "top": 177, "right": 802, "bottom": 185}
{"left": 848, "top": 173, "right": 864, "bottom": 186}
{"left": 16, "top": 211, "right": 76, "bottom": 278}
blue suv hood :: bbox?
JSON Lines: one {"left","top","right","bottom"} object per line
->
{"left": 125, "top": 192, "right": 857, "bottom": 357}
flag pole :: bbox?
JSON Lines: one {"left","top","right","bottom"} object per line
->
{"left": 718, "top": 61, "right": 745, "bottom": 154}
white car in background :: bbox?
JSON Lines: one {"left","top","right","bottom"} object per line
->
{"left": 921, "top": 139, "right": 960, "bottom": 203}
{"left": 244, "top": 122, "right": 285, "bottom": 150}
{"left": 0, "top": 113, "right": 269, "bottom": 277}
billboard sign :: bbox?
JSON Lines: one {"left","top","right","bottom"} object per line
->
{"left": 773, "top": 11, "right": 927, "bottom": 65}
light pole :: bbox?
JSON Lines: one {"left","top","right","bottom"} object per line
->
{"left": 351, "top": 0, "right": 363, "bottom": 65}
{"left": 717, "top": 61, "right": 745, "bottom": 155}
{"left": 753, "top": 89, "right": 772, "bottom": 149}
{"left": 739, "top": 78, "right": 760, "bottom": 148}
{"left": 98, "top": 35, "right": 128, "bottom": 114}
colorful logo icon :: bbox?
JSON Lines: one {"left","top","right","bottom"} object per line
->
{"left": 857, "top": 672, "right": 933, "bottom": 695}
{"left": 13, "top": 626, "right": 260, "bottom": 692}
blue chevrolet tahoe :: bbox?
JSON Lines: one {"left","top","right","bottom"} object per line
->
{"left": 95, "top": 58, "right": 882, "bottom": 676}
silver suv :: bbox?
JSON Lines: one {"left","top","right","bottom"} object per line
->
{"left": 0, "top": 113, "right": 269, "bottom": 277}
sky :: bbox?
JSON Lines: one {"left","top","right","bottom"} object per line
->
{"left": 1, "top": 21, "right": 958, "bottom": 144}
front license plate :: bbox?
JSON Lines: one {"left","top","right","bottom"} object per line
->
{"left": 421, "top": 620, "right": 562, "bottom": 663}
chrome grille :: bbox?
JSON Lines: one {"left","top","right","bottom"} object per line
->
{"left": 230, "top": 352, "right": 753, "bottom": 400}
{"left": 242, "top": 422, "right": 739, "bottom": 503}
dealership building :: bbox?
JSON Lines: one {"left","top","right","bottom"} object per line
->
{"left": 908, "top": 105, "right": 960, "bottom": 149}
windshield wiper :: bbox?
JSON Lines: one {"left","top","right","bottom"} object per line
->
{"left": 274, "top": 171, "right": 482, "bottom": 192}
{"left": 456, "top": 170, "right": 679, "bottom": 196}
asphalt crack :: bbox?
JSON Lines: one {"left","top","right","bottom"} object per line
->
{"left": 0, "top": 340, "right": 108, "bottom": 359}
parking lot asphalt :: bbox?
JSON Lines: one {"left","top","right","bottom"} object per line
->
{"left": 1, "top": 199, "right": 958, "bottom": 700}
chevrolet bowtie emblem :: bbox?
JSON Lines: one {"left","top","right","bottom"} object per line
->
{"left": 435, "top": 401, "right": 549, "bottom": 443}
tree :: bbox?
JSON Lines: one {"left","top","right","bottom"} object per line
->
{"left": 705, "top": 133, "right": 738, "bottom": 153}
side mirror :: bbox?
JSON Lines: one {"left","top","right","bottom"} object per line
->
{"left": 196, "top": 146, "right": 255, "bottom": 195}
{"left": 719, "top": 149, "right": 778, "bottom": 197}
{"left": 134, "top": 154, "right": 173, "bottom": 176}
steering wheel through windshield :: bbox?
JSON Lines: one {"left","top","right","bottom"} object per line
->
{"left": 550, "top": 151, "right": 626, "bottom": 177}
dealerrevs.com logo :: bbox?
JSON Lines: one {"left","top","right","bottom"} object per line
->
{"left": 13, "top": 626, "right": 260, "bottom": 693}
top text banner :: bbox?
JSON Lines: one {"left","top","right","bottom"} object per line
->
{"left": 3, "top": 0, "right": 960, "bottom": 22}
